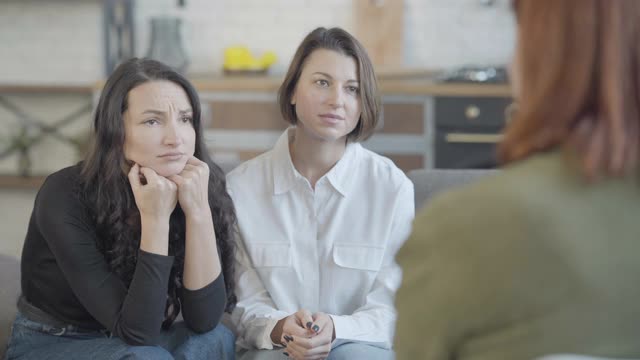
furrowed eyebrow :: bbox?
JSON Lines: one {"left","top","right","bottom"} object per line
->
{"left": 142, "top": 109, "right": 164, "bottom": 115}
{"left": 141, "top": 109, "right": 193, "bottom": 115}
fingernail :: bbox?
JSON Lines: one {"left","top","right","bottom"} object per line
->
{"left": 312, "top": 324, "right": 320, "bottom": 332}
{"left": 306, "top": 321, "right": 312, "bottom": 329}
{"left": 283, "top": 352, "right": 289, "bottom": 357}
{"left": 281, "top": 342, "right": 287, "bottom": 347}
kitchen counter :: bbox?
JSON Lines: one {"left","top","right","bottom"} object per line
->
{"left": 0, "top": 67, "right": 512, "bottom": 98}
{"left": 0, "top": 73, "right": 513, "bottom": 184}
{"left": 188, "top": 74, "right": 512, "bottom": 97}
{"left": 379, "top": 80, "right": 511, "bottom": 97}
{"left": 11, "top": 69, "right": 509, "bottom": 98}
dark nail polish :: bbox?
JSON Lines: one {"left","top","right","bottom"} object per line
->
{"left": 312, "top": 324, "right": 320, "bottom": 332}
{"left": 306, "top": 321, "right": 312, "bottom": 329}
{"left": 283, "top": 352, "right": 289, "bottom": 357}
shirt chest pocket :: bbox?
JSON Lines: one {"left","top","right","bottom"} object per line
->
{"left": 246, "top": 242, "right": 292, "bottom": 267}
{"left": 332, "top": 243, "right": 386, "bottom": 271}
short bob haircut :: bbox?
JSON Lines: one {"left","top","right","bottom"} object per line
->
{"left": 499, "top": 0, "right": 640, "bottom": 179}
{"left": 278, "top": 27, "right": 380, "bottom": 142}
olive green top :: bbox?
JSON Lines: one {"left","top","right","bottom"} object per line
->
{"left": 395, "top": 150, "right": 640, "bottom": 360}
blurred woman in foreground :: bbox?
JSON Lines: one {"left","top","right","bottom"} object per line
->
{"left": 395, "top": 1, "right": 640, "bottom": 359}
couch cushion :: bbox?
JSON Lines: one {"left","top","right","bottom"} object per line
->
{"left": 0, "top": 254, "right": 20, "bottom": 357}
{"left": 536, "top": 356, "right": 639, "bottom": 360}
{"left": 408, "top": 168, "right": 498, "bottom": 210}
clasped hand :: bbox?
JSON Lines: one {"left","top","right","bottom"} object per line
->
{"left": 277, "top": 310, "right": 335, "bottom": 360}
{"left": 129, "top": 156, "right": 210, "bottom": 219}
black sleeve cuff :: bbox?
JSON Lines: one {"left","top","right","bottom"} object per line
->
{"left": 180, "top": 273, "right": 226, "bottom": 333}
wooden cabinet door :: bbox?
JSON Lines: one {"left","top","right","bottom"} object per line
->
{"left": 354, "top": 0, "right": 404, "bottom": 68}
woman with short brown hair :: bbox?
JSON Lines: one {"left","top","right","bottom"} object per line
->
{"left": 228, "top": 27, "right": 414, "bottom": 360}
{"left": 277, "top": 27, "right": 380, "bottom": 143}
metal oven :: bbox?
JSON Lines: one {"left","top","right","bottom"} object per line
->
{"left": 434, "top": 96, "right": 512, "bottom": 169}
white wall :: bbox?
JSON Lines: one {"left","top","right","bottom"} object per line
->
{"left": 1, "top": 0, "right": 515, "bottom": 84}
{"left": 0, "top": 0, "right": 103, "bottom": 85}
{"left": 135, "top": 0, "right": 354, "bottom": 76}
{"left": 0, "top": 0, "right": 515, "bottom": 257}
{"left": 405, "top": 0, "right": 515, "bottom": 68}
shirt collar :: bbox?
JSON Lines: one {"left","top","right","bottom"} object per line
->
{"left": 325, "top": 141, "right": 358, "bottom": 197}
{"left": 272, "top": 127, "right": 359, "bottom": 197}
{"left": 272, "top": 128, "right": 298, "bottom": 195}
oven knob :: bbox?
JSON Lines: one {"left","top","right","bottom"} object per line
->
{"left": 465, "top": 105, "right": 481, "bottom": 120}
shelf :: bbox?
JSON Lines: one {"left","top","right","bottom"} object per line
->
{"left": 0, "top": 78, "right": 513, "bottom": 97}
{"left": 0, "top": 84, "right": 94, "bottom": 94}
{"left": 379, "top": 81, "right": 512, "bottom": 97}
{"left": 0, "top": 175, "right": 46, "bottom": 189}
{"left": 189, "top": 76, "right": 513, "bottom": 97}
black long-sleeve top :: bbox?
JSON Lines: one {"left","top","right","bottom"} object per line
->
{"left": 20, "top": 164, "right": 226, "bottom": 345}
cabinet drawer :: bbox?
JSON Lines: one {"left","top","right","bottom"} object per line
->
{"left": 435, "top": 129, "right": 498, "bottom": 169}
{"left": 206, "top": 101, "right": 285, "bottom": 130}
{"left": 435, "top": 96, "right": 511, "bottom": 128}
{"left": 379, "top": 103, "right": 424, "bottom": 133}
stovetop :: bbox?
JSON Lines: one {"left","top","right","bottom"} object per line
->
{"left": 436, "top": 66, "right": 509, "bottom": 84}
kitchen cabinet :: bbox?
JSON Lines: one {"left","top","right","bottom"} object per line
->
{"left": 0, "top": 77, "right": 511, "bottom": 189}
{"left": 193, "top": 75, "right": 512, "bottom": 172}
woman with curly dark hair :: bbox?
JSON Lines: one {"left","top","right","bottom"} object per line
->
{"left": 5, "top": 58, "right": 237, "bottom": 359}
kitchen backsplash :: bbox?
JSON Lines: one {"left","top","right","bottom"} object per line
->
{"left": 404, "top": 0, "right": 515, "bottom": 69}
{"left": 0, "top": 0, "right": 515, "bottom": 84}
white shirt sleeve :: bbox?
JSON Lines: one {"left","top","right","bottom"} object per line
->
{"left": 230, "top": 227, "right": 290, "bottom": 350}
{"left": 329, "top": 179, "right": 415, "bottom": 348}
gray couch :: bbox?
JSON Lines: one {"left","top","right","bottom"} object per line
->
{"left": 0, "top": 168, "right": 630, "bottom": 359}
{"left": 1, "top": 254, "right": 20, "bottom": 358}
{"left": 408, "top": 168, "right": 498, "bottom": 210}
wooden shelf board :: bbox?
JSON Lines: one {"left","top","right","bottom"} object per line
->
{"left": 0, "top": 84, "right": 94, "bottom": 94}
{"left": 0, "top": 175, "right": 46, "bottom": 189}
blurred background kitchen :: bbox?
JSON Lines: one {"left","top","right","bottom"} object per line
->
{"left": 0, "top": 0, "right": 514, "bottom": 256}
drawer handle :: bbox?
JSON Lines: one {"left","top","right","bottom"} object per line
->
{"left": 465, "top": 105, "right": 481, "bottom": 120}
{"left": 445, "top": 133, "right": 503, "bottom": 144}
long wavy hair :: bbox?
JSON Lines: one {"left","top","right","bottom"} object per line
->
{"left": 80, "top": 58, "right": 237, "bottom": 328}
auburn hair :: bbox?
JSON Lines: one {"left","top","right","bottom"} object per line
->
{"left": 499, "top": 0, "right": 640, "bottom": 179}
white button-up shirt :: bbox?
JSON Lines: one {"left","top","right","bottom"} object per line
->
{"left": 227, "top": 128, "right": 415, "bottom": 350}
